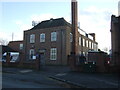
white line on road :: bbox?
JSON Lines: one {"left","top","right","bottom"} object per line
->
{"left": 19, "top": 70, "right": 33, "bottom": 73}
{"left": 55, "top": 73, "right": 67, "bottom": 76}
{"left": 93, "top": 78, "right": 118, "bottom": 86}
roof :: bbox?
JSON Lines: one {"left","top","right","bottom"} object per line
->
{"left": 8, "top": 41, "right": 23, "bottom": 45}
{"left": 88, "top": 51, "right": 107, "bottom": 54}
{"left": 1, "top": 45, "right": 16, "bottom": 54}
{"left": 30, "top": 18, "right": 71, "bottom": 30}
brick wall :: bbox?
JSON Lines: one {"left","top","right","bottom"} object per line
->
{"left": 8, "top": 41, "right": 23, "bottom": 53}
{"left": 88, "top": 52, "right": 108, "bottom": 72}
{"left": 24, "top": 26, "right": 70, "bottom": 65}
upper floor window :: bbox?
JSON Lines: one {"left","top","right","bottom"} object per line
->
{"left": 92, "top": 43, "right": 94, "bottom": 49}
{"left": 40, "top": 33, "right": 45, "bottom": 42}
{"left": 51, "top": 32, "right": 57, "bottom": 41}
{"left": 79, "top": 37, "right": 81, "bottom": 45}
{"left": 89, "top": 41, "right": 91, "bottom": 49}
{"left": 70, "top": 33, "right": 73, "bottom": 42}
{"left": 50, "top": 48, "right": 57, "bottom": 60}
{"left": 86, "top": 40, "right": 88, "bottom": 47}
{"left": 83, "top": 52, "right": 85, "bottom": 56}
{"left": 83, "top": 38, "right": 85, "bottom": 47}
{"left": 30, "top": 34, "right": 35, "bottom": 43}
{"left": 94, "top": 43, "right": 98, "bottom": 51}
{"left": 19, "top": 44, "right": 23, "bottom": 50}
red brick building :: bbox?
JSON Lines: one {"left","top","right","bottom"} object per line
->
{"left": 8, "top": 41, "right": 23, "bottom": 53}
{"left": 88, "top": 51, "right": 109, "bottom": 72}
{"left": 110, "top": 15, "right": 120, "bottom": 71}
{"left": 23, "top": 18, "right": 98, "bottom": 65}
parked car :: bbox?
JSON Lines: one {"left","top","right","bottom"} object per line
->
{"left": 0, "top": 55, "right": 6, "bottom": 62}
{"left": 10, "top": 52, "right": 19, "bottom": 63}
{"left": 0, "top": 59, "right": 6, "bottom": 62}
{"left": 2, "top": 52, "right": 19, "bottom": 63}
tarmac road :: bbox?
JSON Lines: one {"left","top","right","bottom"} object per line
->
{"left": 2, "top": 68, "right": 66, "bottom": 88}
{"left": 2, "top": 66, "right": 120, "bottom": 89}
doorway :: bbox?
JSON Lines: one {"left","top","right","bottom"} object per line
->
{"left": 40, "top": 52, "right": 45, "bottom": 66}
{"left": 38, "top": 49, "right": 46, "bottom": 67}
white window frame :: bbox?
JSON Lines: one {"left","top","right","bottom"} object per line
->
{"left": 30, "top": 34, "right": 35, "bottom": 43}
{"left": 96, "top": 44, "right": 98, "bottom": 51}
{"left": 19, "top": 44, "right": 23, "bottom": 50}
{"left": 50, "top": 48, "right": 57, "bottom": 60}
{"left": 92, "top": 43, "right": 94, "bottom": 49}
{"left": 86, "top": 40, "right": 88, "bottom": 47}
{"left": 83, "top": 38, "right": 85, "bottom": 47}
{"left": 94, "top": 43, "right": 96, "bottom": 51}
{"left": 89, "top": 41, "right": 91, "bottom": 49}
{"left": 51, "top": 32, "right": 57, "bottom": 41}
{"left": 79, "top": 37, "right": 81, "bottom": 45}
{"left": 40, "top": 33, "right": 45, "bottom": 42}
{"left": 70, "top": 33, "right": 73, "bottom": 42}
{"left": 83, "top": 52, "right": 85, "bottom": 56}
{"left": 94, "top": 43, "right": 98, "bottom": 51}
{"left": 29, "top": 49, "right": 35, "bottom": 60}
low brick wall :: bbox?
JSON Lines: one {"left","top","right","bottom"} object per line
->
{"left": 2, "top": 61, "right": 39, "bottom": 70}
{"left": 2, "top": 62, "right": 20, "bottom": 68}
{"left": 20, "top": 62, "right": 37, "bottom": 69}
{"left": 2, "top": 52, "right": 40, "bottom": 70}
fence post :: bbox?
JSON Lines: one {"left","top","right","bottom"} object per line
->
{"left": 6, "top": 52, "right": 10, "bottom": 65}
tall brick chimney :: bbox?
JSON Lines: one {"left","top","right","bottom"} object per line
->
{"left": 71, "top": 0, "right": 78, "bottom": 55}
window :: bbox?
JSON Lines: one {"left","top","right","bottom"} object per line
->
{"left": 70, "top": 33, "right": 73, "bottom": 42}
{"left": 51, "top": 32, "right": 57, "bottom": 41}
{"left": 79, "top": 51, "right": 81, "bottom": 55}
{"left": 94, "top": 43, "right": 98, "bottom": 51}
{"left": 19, "top": 44, "right": 23, "bottom": 50}
{"left": 89, "top": 41, "right": 91, "bottom": 49}
{"left": 94, "top": 43, "right": 96, "bottom": 51}
{"left": 50, "top": 48, "right": 57, "bottom": 60}
{"left": 83, "top": 38, "right": 85, "bottom": 47}
{"left": 30, "top": 34, "right": 35, "bottom": 43}
{"left": 86, "top": 40, "right": 88, "bottom": 47}
{"left": 83, "top": 52, "right": 85, "bottom": 56}
{"left": 92, "top": 43, "right": 94, "bottom": 49}
{"left": 29, "top": 49, "right": 34, "bottom": 59}
{"left": 40, "top": 33, "right": 45, "bottom": 42}
{"left": 79, "top": 37, "right": 81, "bottom": 45}
{"left": 95, "top": 44, "right": 98, "bottom": 51}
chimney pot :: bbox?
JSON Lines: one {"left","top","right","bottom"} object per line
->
{"left": 89, "top": 33, "right": 96, "bottom": 41}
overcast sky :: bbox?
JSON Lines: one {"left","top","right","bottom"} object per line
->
{"left": 0, "top": 0, "right": 119, "bottom": 51}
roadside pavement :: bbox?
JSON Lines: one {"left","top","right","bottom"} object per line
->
{"left": 37, "top": 65, "right": 120, "bottom": 89}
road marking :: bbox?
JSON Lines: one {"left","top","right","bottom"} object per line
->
{"left": 19, "top": 70, "right": 33, "bottom": 73}
{"left": 93, "top": 78, "right": 118, "bottom": 86}
{"left": 55, "top": 73, "right": 67, "bottom": 76}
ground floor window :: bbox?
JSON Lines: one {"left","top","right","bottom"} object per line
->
{"left": 29, "top": 49, "right": 34, "bottom": 60}
{"left": 83, "top": 52, "right": 85, "bottom": 56}
{"left": 50, "top": 48, "right": 57, "bottom": 60}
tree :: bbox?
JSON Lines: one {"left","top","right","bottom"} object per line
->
{"left": 0, "top": 38, "right": 8, "bottom": 45}
{"left": 102, "top": 47, "right": 109, "bottom": 53}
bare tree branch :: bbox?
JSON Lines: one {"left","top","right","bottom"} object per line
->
{"left": 0, "top": 38, "right": 8, "bottom": 45}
